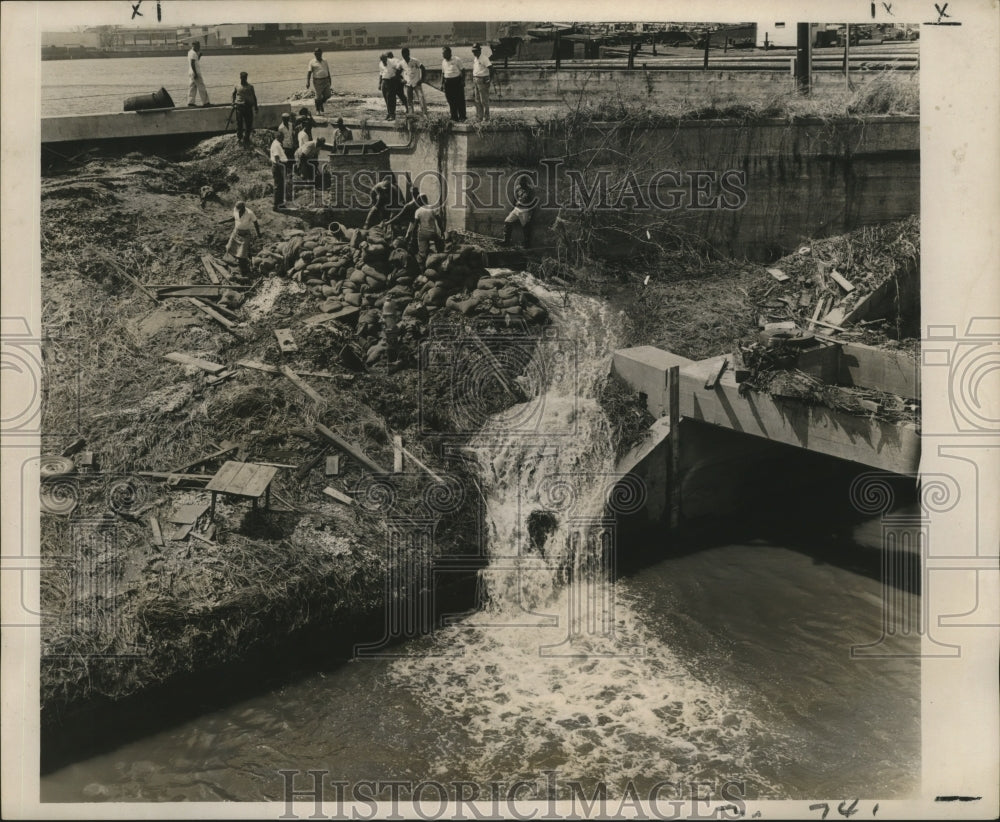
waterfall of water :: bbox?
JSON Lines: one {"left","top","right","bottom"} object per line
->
{"left": 389, "top": 277, "right": 784, "bottom": 794}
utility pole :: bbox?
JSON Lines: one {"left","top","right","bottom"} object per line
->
{"left": 703, "top": 28, "right": 710, "bottom": 69}
{"left": 795, "top": 23, "right": 811, "bottom": 93}
{"left": 844, "top": 23, "right": 851, "bottom": 89}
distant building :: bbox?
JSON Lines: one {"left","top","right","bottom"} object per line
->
{"left": 41, "top": 30, "right": 101, "bottom": 49}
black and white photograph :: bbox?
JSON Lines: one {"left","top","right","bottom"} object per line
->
{"left": 1, "top": 0, "right": 998, "bottom": 818}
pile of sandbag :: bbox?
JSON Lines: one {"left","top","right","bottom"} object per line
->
{"left": 252, "top": 223, "right": 549, "bottom": 364}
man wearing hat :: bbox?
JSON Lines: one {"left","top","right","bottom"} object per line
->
{"left": 231, "top": 71, "right": 259, "bottom": 148}
{"left": 470, "top": 43, "right": 494, "bottom": 122}
{"left": 306, "top": 48, "right": 332, "bottom": 114}
{"left": 332, "top": 118, "right": 354, "bottom": 148}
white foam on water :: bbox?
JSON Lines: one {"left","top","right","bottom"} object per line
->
{"left": 390, "top": 285, "right": 786, "bottom": 795}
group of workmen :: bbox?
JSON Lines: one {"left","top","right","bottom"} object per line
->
{"left": 185, "top": 39, "right": 500, "bottom": 148}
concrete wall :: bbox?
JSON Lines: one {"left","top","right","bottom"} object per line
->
{"left": 452, "top": 115, "right": 919, "bottom": 260}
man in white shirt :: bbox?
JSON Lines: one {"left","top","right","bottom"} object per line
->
{"left": 378, "top": 52, "right": 407, "bottom": 120}
{"left": 400, "top": 47, "right": 427, "bottom": 117}
{"left": 441, "top": 47, "right": 466, "bottom": 122}
{"left": 269, "top": 131, "right": 287, "bottom": 208}
{"left": 226, "top": 201, "right": 261, "bottom": 276}
{"left": 186, "top": 41, "right": 210, "bottom": 107}
{"left": 470, "top": 43, "right": 494, "bottom": 121}
{"left": 306, "top": 48, "right": 332, "bottom": 114}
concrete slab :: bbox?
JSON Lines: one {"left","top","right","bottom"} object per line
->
{"left": 837, "top": 341, "right": 920, "bottom": 399}
{"left": 42, "top": 102, "right": 292, "bottom": 143}
{"left": 679, "top": 355, "right": 920, "bottom": 473}
{"left": 612, "top": 346, "right": 693, "bottom": 418}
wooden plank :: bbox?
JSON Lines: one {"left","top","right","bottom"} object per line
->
{"left": 168, "top": 502, "right": 209, "bottom": 525}
{"left": 169, "top": 522, "right": 194, "bottom": 541}
{"left": 209, "top": 257, "right": 232, "bottom": 279}
{"left": 322, "top": 486, "right": 355, "bottom": 506}
{"left": 315, "top": 423, "right": 388, "bottom": 474}
{"left": 205, "top": 369, "right": 234, "bottom": 386}
{"left": 61, "top": 437, "right": 86, "bottom": 457}
{"left": 668, "top": 365, "right": 680, "bottom": 529}
{"left": 275, "top": 328, "right": 298, "bottom": 353}
{"left": 161, "top": 286, "right": 241, "bottom": 298}
{"left": 766, "top": 267, "right": 790, "bottom": 282}
{"left": 138, "top": 471, "right": 214, "bottom": 482}
{"left": 166, "top": 442, "right": 238, "bottom": 476}
{"left": 400, "top": 446, "right": 444, "bottom": 484}
{"left": 201, "top": 255, "right": 221, "bottom": 284}
{"left": 325, "top": 455, "right": 341, "bottom": 477}
{"left": 149, "top": 515, "right": 164, "bottom": 547}
{"left": 279, "top": 365, "right": 326, "bottom": 406}
{"left": 186, "top": 297, "right": 238, "bottom": 330}
{"left": 189, "top": 530, "right": 218, "bottom": 546}
{"left": 393, "top": 435, "right": 404, "bottom": 473}
{"left": 807, "top": 295, "right": 824, "bottom": 331}
{"left": 164, "top": 352, "right": 226, "bottom": 374}
{"left": 153, "top": 282, "right": 250, "bottom": 291}
{"left": 296, "top": 446, "right": 330, "bottom": 481}
{"left": 829, "top": 270, "right": 855, "bottom": 293}
{"left": 205, "top": 461, "right": 278, "bottom": 498}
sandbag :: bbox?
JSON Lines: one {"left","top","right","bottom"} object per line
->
{"left": 343, "top": 292, "right": 362, "bottom": 306}
{"left": 320, "top": 298, "right": 344, "bottom": 313}
{"left": 478, "top": 276, "right": 503, "bottom": 289}
{"left": 524, "top": 304, "right": 548, "bottom": 322}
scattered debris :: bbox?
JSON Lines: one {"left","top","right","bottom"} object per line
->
{"left": 164, "top": 352, "right": 226, "bottom": 374}
{"left": 325, "top": 455, "right": 341, "bottom": 477}
{"left": 275, "top": 328, "right": 298, "bottom": 354}
{"left": 767, "top": 267, "right": 790, "bottom": 282}
{"left": 315, "top": 423, "right": 387, "bottom": 474}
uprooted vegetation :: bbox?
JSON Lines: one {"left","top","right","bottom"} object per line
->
{"left": 38, "top": 136, "right": 552, "bottom": 729}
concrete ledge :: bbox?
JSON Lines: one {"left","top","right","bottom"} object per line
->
{"left": 42, "top": 102, "right": 292, "bottom": 143}
{"left": 679, "top": 355, "right": 920, "bottom": 473}
{"left": 612, "top": 346, "right": 693, "bottom": 418}
{"left": 837, "top": 341, "right": 920, "bottom": 399}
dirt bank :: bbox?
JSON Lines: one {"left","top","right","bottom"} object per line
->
{"left": 38, "top": 135, "right": 550, "bottom": 740}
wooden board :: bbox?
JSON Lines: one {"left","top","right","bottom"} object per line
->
{"left": 314, "top": 423, "right": 387, "bottom": 474}
{"left": 159, "top": 286, "right": 242, "bottom": 298}
{"left": 393, "top": 435, "right": 404, "bottom": 473}
{"left": 275, "top": 328, "right": 298, "bottom": 353}
{"left": 187, "top": 297, "right": 238, "bottom": 331}
{"left": 279, "top": 365, "right": 325, "bottom": 406}
{"left": 164, "top": 352, "right": 226, "bottom": 374}
{"left": 325, "top": 455, "right": 341, "bottom": 477}
{"left": 149, "top": 515, "right": 164, "bottom": 547}
{"left": 829, "top": 270, "right": 855, "bottom": 293}
{"left": 168, "top": 502, "right": 209, "bottom": 525}
{"left": 205, "top": 461, "right": 278, "bottom": 499}
{"left": 201, "top": 256, "right": 221, "bottom": 284}
{"left": 766, "top": 267, "right": 790, "bottom": 282}
{"left": 322, "top": 486, "right": 354, "bottom": 506}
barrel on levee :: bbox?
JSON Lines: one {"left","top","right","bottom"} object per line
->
{"left": 123, "top": 87, "right": 175, "bottom": 112}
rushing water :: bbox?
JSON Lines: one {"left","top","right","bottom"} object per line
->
{"left": 41, "top": 47, "right": 451, "bottom": 117}
{"left": 40, "top": 280, "right": 919, "bottom": 804}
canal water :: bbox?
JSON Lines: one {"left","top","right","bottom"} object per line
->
{"left": 40, "top": 283, "right": 919, "bottom": 803}
{"left": 41, "top": 48, "right": 452, "bottom": 117}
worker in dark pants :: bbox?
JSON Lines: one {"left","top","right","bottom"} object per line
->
{"left": 232, "top": 71, "right": 259, "bottom": 148}
{"left": 269, "top": 129, "right": 287, "bottom": 208}
{"left": 441, "top": 46, "right": 466, "bottom": 122}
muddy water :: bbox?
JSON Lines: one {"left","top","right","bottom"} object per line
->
{"left": 41, "top": 281, "right": 919, "bottom": 803}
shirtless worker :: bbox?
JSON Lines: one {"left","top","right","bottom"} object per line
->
{"left": 306, "top": 48, "right": 332, "bottom": 115}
